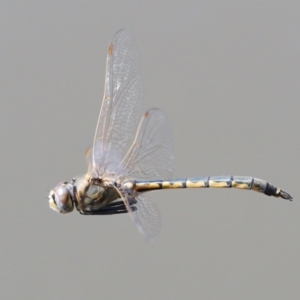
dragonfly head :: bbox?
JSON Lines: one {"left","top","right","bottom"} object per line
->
{"left": 48, "top": 182, "right": 75, "bottom": 214}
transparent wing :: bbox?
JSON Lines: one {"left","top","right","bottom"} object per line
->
{"left": 91, "top": 29, "right": 143, "bottom": 176}
{"left": 116, "top": 108, "right": 175, "bottom": 180}
{"left": 116, "top": 186, "right": 161, "bottom": 241}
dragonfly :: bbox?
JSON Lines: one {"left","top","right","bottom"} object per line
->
{"left": 49, "top": 29, "right": 293, "bottom": 241}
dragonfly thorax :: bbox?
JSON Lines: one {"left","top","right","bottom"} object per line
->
{"left": 73, "top": 175, "right": 121, "bottom": 213}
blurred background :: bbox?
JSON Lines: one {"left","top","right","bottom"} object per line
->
{"left": 0, "top": 1, "right": 299, "bottom": 299}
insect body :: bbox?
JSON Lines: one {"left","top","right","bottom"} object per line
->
{"left": 49, "top": 29, "right": 292, "bottom": 240}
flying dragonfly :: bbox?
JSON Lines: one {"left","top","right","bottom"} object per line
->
{"left": 49, "top": 29, "right": 292, "bottom": 241}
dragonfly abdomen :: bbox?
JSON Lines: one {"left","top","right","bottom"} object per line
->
{"left": 126, "top": 176, "right": 292, "bottom": 200}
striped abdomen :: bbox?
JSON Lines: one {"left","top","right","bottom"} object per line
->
{"left": 124, "top": 176, "right": 292, "bottom": 200}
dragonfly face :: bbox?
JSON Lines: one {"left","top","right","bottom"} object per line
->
{"left": 48, "top": 182, "right": 74, "bottom": 214}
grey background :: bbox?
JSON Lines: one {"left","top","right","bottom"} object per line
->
{"left": 1, "top": 1, "right": 299, "bottom": 299}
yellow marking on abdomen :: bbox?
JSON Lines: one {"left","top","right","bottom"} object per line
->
{"left": 186, "top": 180, "right": 206, "bottom": 188}
{"left": 209, "top": 180, "right": 229, "bottom": 188}
{"left": 162, "top": 181, "right": 184, "bottom": 188}
{"left": 135, "top": 182, "right": 161, "bottom": 190}
{"left": 232, "top": 181, "right": 250, "bottom": 189}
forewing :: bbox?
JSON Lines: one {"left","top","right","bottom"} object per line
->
{"left": 117, "top": 108, "right": 175, "bottom": 180}
{"left": 92, "top": 29, "right": 143, "bottom": 175}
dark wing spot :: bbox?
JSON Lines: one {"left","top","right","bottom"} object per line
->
{"left": 108, "top": 43, "right": 113, "bottom": 55}
{"left": 85, "top": 147, "right": 91, "bottom": 158}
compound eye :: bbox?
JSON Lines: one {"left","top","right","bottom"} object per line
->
{"left": 56, "top": 185, "right": 70, "bottom": 206}
{"left": 49, "top": 183, "right": 74, "bottom": 214}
